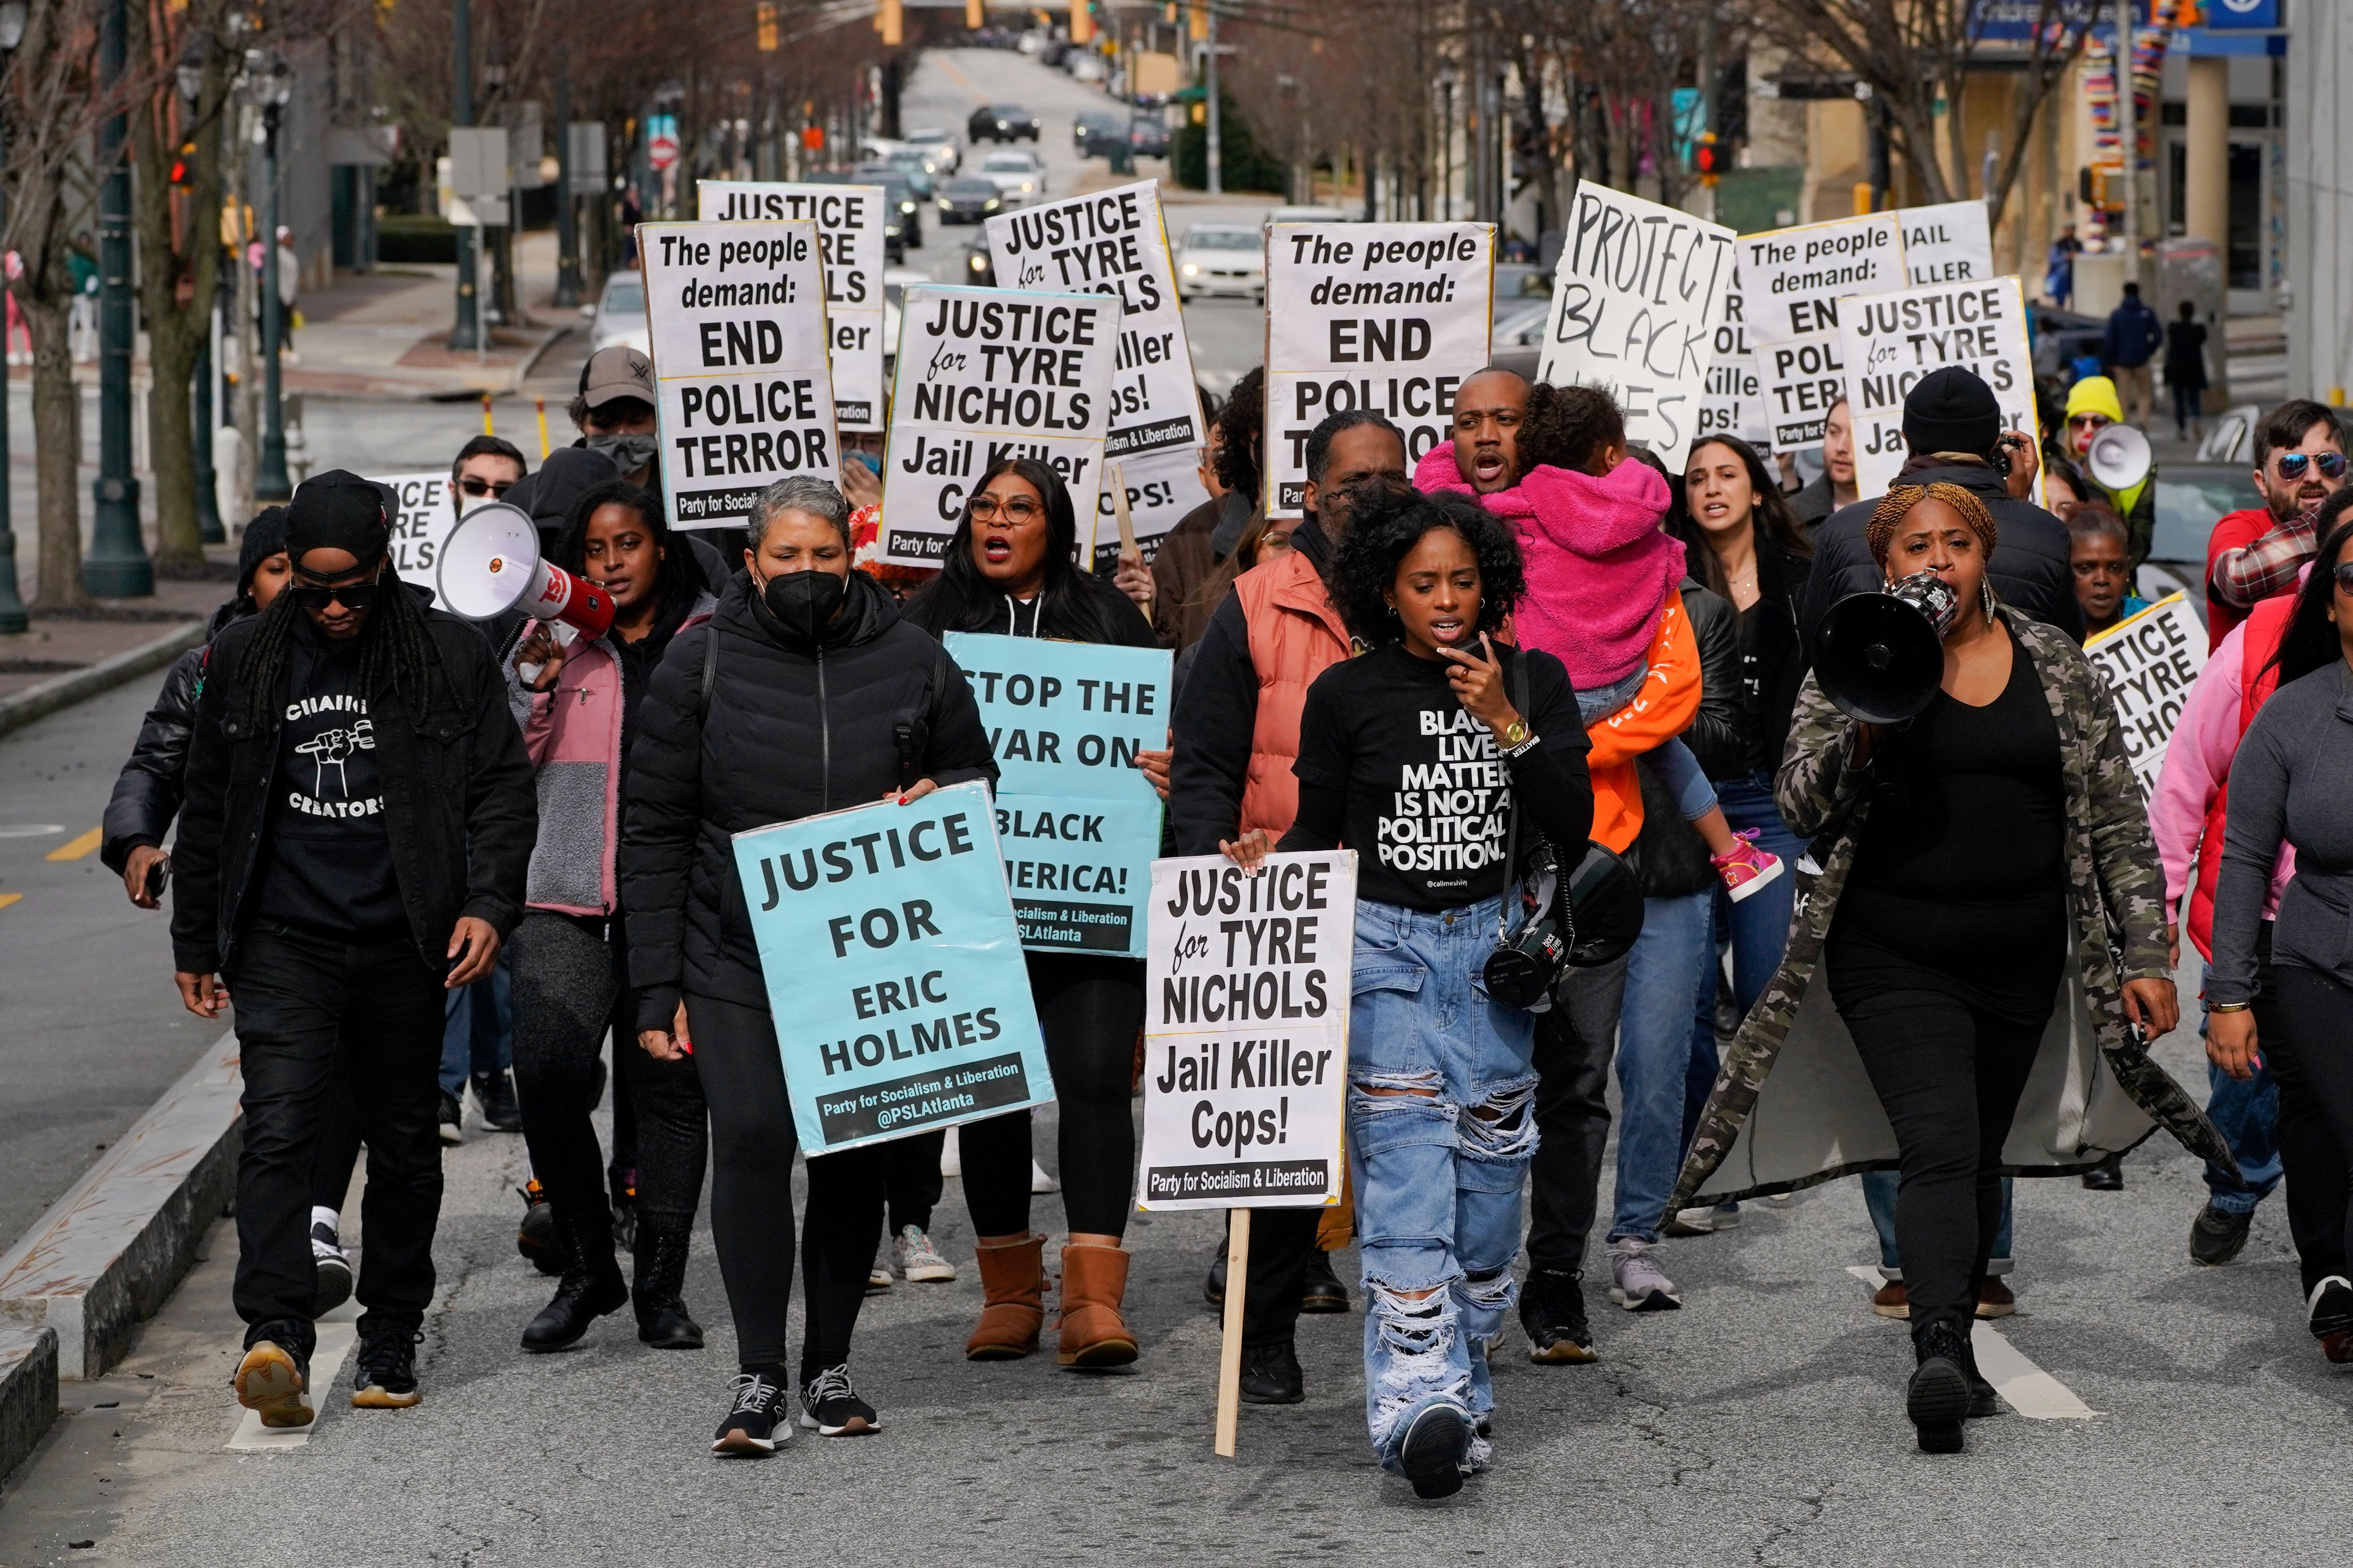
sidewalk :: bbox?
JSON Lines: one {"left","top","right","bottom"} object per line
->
{"left": 284, "top": 229, "right": 572, "bottom": 401}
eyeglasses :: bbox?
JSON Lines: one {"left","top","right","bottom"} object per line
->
{"left": 288, "top": 575, "right": 383, "bottom": 612}
{"left": 2275, "top": 451, "right": 2349, "bottom": 482}
{"left": 2067, "top": 414, "right": 2112, "bottom": 429}
{"left": 458, "top": 476, "right": 516, "bottom": 497}
{"left": 969, "top": 496, "right": 1041, "bottom": 523}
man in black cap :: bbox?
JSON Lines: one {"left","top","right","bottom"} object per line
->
{"left": 1798, "top": 365, "right": 2083, "bottom": 654}
{"left": 171, "top": 469, "right": 535, "bottom": 1426}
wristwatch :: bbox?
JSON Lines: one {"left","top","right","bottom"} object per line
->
{"left": 1498, "top": 717, "right": 1529, "bottom": 749}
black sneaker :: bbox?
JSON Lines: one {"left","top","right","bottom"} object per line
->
{"left": 350, "top": 1329, "right": 422, "bottom": 1409}
{"left": 1394, "top": 1402, "right": 1469, "bottom": 1500}
{"left": 1301, "top": 1248, "right": 1352, "bottom": 1314}
{"left": 310, "top": 1213, "right": 354, "bottom": 1318}
{"left": 712, "top": 1372, "right": 792, "bottom": 1456}
{"left": 1238, "top": 1339, "right": 1304, "bottom": 1404}
{"left": 2306, "top": 1276, "right": 2353, "bottom": 1340}
{"left": 517, "top": 1182, "right": 562, "bottom": 1276}
{"left": 233, "top": 1336, "right": 312, "bottom": 1429}
{"left": 472, "top": 1070, "right": 523, "bottom": 1133}
{"left": 798, "top": 1364, "right": 880, "bottom": 1436}
{"left": 437, "top": 1089, "right": 464, "bottom": 1146}
{"left": 1520, "top": 1267, "right": 1596, "bottom": 1364}
{"left": 2189, "top": 1202, "right": 2254, "bottom": 1267}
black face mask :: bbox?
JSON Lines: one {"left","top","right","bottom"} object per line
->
{"left": 758, "top": 567, "right": 847, "bottom": 641}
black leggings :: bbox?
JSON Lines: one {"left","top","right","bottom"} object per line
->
{"left": 886, "top": 1130, "right": 946, "bottom": 1235}
{"left": 960, "top": 952, "right": 1144, "bottom": 1239}
{"left": 2268, "top": 965, "right": 2353, "bottom": 1297}
{"left": 1832, "top": 981, "right": 2046, "bottom": 1347}
{"left": 687, "top": 992, "right": 886, "bottom": 1380}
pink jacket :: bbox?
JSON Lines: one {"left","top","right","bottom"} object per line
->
{"left": 2149, "top": 615, "right": 2294, "bottom": 956}
{"left": 1414, "top": 445, "right": 1685, "bottom": 692}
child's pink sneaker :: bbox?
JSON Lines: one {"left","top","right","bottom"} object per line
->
{"left": 1711, "top": 830, "right": 1785, "bottom": 903}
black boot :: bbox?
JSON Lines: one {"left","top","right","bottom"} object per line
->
{"left": 1907, "top": 1322, "right": 1974, "bottom": 1453}
{"left": 634, "top": 1211, "right": 705, "bottom": 1350}
{"left": 1238, "top": 1339, "right": 1304, "bottom": 1404}
{"left": 522, "top": 1205, "right": 629, "bottom": 1352}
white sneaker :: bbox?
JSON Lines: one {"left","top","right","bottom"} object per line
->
{"left": 865, "top": 1264, "right": 893, "bottom": 1294}
{"left": 1606, "top": 1238, "right": 1682, "bottom": 1311}
{"left": 891, "top": 1224, "right": 957, "bottom": 1283}
{"left": 1663, "top": 1207, "right": 1718, "bottom": 1236}
{"left": 1030, "top": 1158, "right": 1059, "bottom": 1194}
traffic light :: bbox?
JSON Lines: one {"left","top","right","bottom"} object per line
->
{"left": 756, "top": 1, "right": 778, "bottom": 50}
{"left": 1691, "top": 131, "right": 1722, "bottom": 187}
{"left": 1187, "top": 3, "right": 1206, "bottom": 40}
{"left": 169, "top": 140, "right": 197, "bottom": 188}
{"left": 879, "top": 0, "right": 902, "bottom": 45}
{"left": 1069, "top": 0, "right": 1092, "bottom": 43}
{"left": 967, "top": 0, "right": 983, "bottom": 27}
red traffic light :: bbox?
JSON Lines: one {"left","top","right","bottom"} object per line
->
{"left": 1692, "top": 131, "right": 1722, "bottom": 186}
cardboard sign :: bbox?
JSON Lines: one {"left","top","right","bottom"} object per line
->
{"left": 1839, "top": 276, "right": 2041, "bottom": 500}
{"left": 639, "top": 219, "right": 840, "bottom": 531}
{"left": 986, "top": 180, "right": 1205, "bottom": 465}
{"left": 371, "top": 471, "right": 461, "bottom": 579}
{"left": 1695, "top": 267, "right": 1771, "bottom": 459}
{"left": 1739, "top": 213, "right": 1906, "bottom": 451}
{"left": 729, "top": 781, "right": 1054, "bottom": 1154}
{"left": 1264, "top": 221, "right": 1494, "bottom": 517}
{"left": 697, "top": 180, "right": 888, "bottom": 431}
{"left": 1535, "top": 183, "right": 1735, "bottom": 471}
{"left": 1136, "top": 852, "right": 1357, "bottom": 1211}
{"left": 2084, "top": 593, "right": 2208, "bottom": 802}
{"left": 1092, "top": 444, "right": 1208, "bottom": 570}
{"left": 942, "top": 632, "right": 1172, "bottom": 957}
{"left": 878, "top": 285, "right": 1118, "bottom": 567}
{"left": 1901, "top": 200, "right": 1996, "bottom": 288}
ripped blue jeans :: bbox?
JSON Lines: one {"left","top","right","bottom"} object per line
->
{"left": 1346, "top": 895, "right": 1539, "bottom": 1473}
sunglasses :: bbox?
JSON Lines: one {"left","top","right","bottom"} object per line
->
{"left": 2336, "top": 561, "right": 2353, "bottom": 596}
{"left": 2275, "top": 451, "right": 2349, "bottom": 482}
{"left": 969, "top": 496, "right": 1041, "bottom": 522}
{"left": 288, "top": 577, "right": 383, "bottom": 612}
{"left": 2067, "top": 414, "right": 2112, "bottom": 429}
{"left": 459, "top": 476, "right": 516, "bottom": 497}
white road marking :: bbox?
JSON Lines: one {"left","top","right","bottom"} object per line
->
{"left": 1842, "top": 1265, "right": 2098, "bottom": 1420}
{"left": 225, "top": 1306, "right": 358, "bottom": 1450}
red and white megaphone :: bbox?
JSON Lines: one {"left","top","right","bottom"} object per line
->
{"left": 435, "top": 501, "right": 617, "bottom": 641}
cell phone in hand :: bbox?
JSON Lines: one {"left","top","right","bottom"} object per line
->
{"left": 145, "top": 855, "right": 170, "bottom": 901}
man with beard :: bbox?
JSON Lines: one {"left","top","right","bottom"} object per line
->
{"left": 2206, "top": 400, "right": 2349, "bottom": 650}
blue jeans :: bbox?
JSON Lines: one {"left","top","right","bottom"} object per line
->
{"left": 1865, "top": 1168, "right": 2013, "bottom": 1275}
{"left": 439, "top": 949, "right": 513, "bottom": 1097}
{"left": 1579, "top": 666, "right": 1716, "bottom": 821}
{"left": 1347, "top": 895, "right": 1538, "bottom": 1471}
{"left": 2200, "top": 984, "right": 2282, "bottom": 1214}
{"left": 1682, "top": 769, "right": 1805, "bottom": 1154}
{"left": 1608, "top": 889, "right": 1716, "bottom": 1243}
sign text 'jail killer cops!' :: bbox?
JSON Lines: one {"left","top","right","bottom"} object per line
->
{"left": 639, "top": 220, "right": 839, "bottom": 530}
{"left": 1264, "top": 221, "right": 1494, "bottom": 516}
{"left": 697, "top": 180, "right": 887, "bottom": 431}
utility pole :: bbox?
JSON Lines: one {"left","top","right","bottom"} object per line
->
{"left": 254, "top": 56, "right": 292, "bottom": 503}
{"left": 1697, "top": 0, "right": 1716, "bottom": 220}
{"left": 85, "top": 0, "right": 151, "bottom": 597}
{"left": 449, "top": 0, "right": 481, "bottom": 351}
{"left": 1204, "top": 4, "right": 1221, "bottom": 197}
{"left": 553, "top": 62, "right": 580, "bottom": 308}
{"left": 2114, "top": 0, "right": 2136, "bottom": 268}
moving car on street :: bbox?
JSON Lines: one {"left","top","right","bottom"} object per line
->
{"left": 977, "top": 148, "right": 1047, "bottom": 204}
{"left": 935, "top": 176, "right": 1004, "bottom": 224}
{"left": 1127, "top": 118, "right": 1171, "bottom": 158}
{"left": 1175, "top": 223, "right": 1264, "bottom": 304}
{"left": 968, "top": 103, "right": 1040, "bottom": 143}
{"left": 903, "top": 126, "right": 961, "bottom": 173}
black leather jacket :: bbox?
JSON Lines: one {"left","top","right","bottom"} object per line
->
{"left": 1626, "top": 577, "right": 1741, "bottom": 900}
{"left": 101, "top": 604, "right": 242, "bottom": 876}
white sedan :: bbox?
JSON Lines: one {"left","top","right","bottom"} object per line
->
{"left": 903, "top": 127, "right": 960, "bottom": 174}
{"left": 1175, "top": 223, "right": 1264, "bottom": 304}
{"left": 586, "top": 271, "right": 648, "bottom": 354}
{"left": 977, "top": 149, "right": 1047, "bottom": 206}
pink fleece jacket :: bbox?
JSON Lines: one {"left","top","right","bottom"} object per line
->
{"left": 1414, "top": 444, "right": 1686, "bottom": 691}
{"left": 2149, "top": 614, "right": 2293, "bottom": 950}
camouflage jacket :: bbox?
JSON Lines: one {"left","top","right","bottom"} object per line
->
{"left": 1669, "top": 606, "right": 2234, "bottom": 1210}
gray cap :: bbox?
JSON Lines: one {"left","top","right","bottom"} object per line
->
{"left": 579, "top": 345, "right": 654, "bottom": 410}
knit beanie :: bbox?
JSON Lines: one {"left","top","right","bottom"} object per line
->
{"left": 1900, "top": 367, "right": 2003, "bottom": 457}
{"left": 237, "top": 506, "right": 289, "bottom": 598}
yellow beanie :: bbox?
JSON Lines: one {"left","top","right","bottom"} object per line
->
{"left": 2066, "top": 375, "right": 2124, "bottom": 425}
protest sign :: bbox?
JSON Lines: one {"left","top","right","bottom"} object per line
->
{"left": 1535, "top": 183, "right": 1735, "bottom": 470}
{"left": 1264, "top": 221, "right": 1494, "bottom": 516}
{"left": 730, "top": 780, "right": 1053, "bottom": 1154}
{"left": 987, "top": 180, "right": 1206, "bottom": 468}
{"left": 2083, "top": 593, "right": 2207, "bottom": 802}
{"left": 697, "top": 180, "right": 887, "bottom": 431}
{"left": 1901, "top": 199, "right": 1996, "bottom": 288}
{"left": 878, "top": 284, "right": 1118, "bottom": 566}
{"left": 370, "top": 471, "right": 460, "bottom": 578}
{"left": 1695, "top": 268, "right": 1770, "bottom": 458}
{"left": 1739, "top": 213, "right": 1906, "bottom": 451}
{"left": 639, "top": 219, "right": 839, "bottom": 531}
{"left": 941, "top": 632, "right": 1171, "bottom": 957}
{"left": 1839, "top": 275, "right": 2041, "bottom": 500}
{"left": 1090, "top": 444, "right": 1209, "bottom": 570}
{"left": 1136, "top": 851, "right": 1357, "bottom": 1211}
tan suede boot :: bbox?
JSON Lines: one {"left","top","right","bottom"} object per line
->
{"left": 964, "top": 1233, "right": 1045, "bottom": 1360}
{"left": 1056, "top": 1243, "right": 1140, "bottom": 1368}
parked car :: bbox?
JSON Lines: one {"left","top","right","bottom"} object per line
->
{"left": 971, "top": 25, "right": 1019, "bottom": 49}
{"left": 587, "top": 269, "right": 649, "bottom": 354}
{"left": 802, "top": 170, "right": 914, "bottom": 262}
{"left": 962, "top": 237, "right": 997, "bottom": 287}
{"left": 1016, "top": 29, "right": 1045, "bottom": 54}
{"left": 936, "top": 175, "right": 1004, "bottom": 224}
{"left": 1069, "top": 53, "right": 1106, "bottom": 83}
{"left": 1038, "top": 38, "right": 1072, "bottom": 67}
{"left": 1488, "top": 301, "right": 1550, "bottom": 382}
{"left": 903, "top": 127, "right": 961, "bottom": 174}
{"left": 2143, "top": 460, "right": 2262, "bottom": 618}
{"left": 1175, "top": 223, "right": 1264, "bottom": 304}
{"left": 968, "top": 103, "right": 1040, "bottom": 143}
{"left": 1127, "top": 118, "right": 1171, "bottom": 158}
{"left": 1073, "top": 110, "right": 1125, "bottom": 157}
{"left": 2195, "top": 402, "right": 2266, "bottom": 465}
{"left": 977, "top": 149, "right": 1047, "bottom": 204}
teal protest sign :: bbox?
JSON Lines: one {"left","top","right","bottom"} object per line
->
{"left": 943, "top": 632, "right": 1171, "bottom": 959}
{"left": 729, "top": 780, "right": 1052, "bottom": 1153}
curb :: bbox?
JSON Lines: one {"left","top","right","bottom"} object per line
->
{"left": 0, "top": 621, "right": 206, "bottom": 741}
{"left": 0, "top": 1032, "right": 243, "bottom": 1383}
{"left": 0, "top": 1325, "right": 58, "bottom": 1483}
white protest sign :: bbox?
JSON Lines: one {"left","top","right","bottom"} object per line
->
{"left": 1264, "top": 221, "right": 1494, "bottom": 517}
{"left": 1535, "top": 183, "right": 1734, "bottom": 471}
{"left": 697, "top": 180, "right": 887, "bottom": 431}
{"left": 878, "top": 285, "right": 1118, "bottom": 567}
{"left": 988, "top": 181, "right": 1205, "bottom": 464}
{"left": 1695, "top": 267, "right": 1769, "bottom": 459}
{"left": 1137, "top": 852, "right": 1356, "bottom": 1211}
{"left": 1739, "top": 213, "right": 1906, "bottom": 452}
{"left": 2084, "top": 594, "right": 2207, "bottom": 803}
{"left": 1900, "top": 199, "right": 1996, "bottom": 288}
{"left": 639, "top": 219, "right": 839, "bottom": 531}
{"left": 371, "top": 471, "right": 461, "bottom": 579}
{"left": 1095, "top": 444, "right": 1209, "bottom": 569}
{"left": 1839, "top": 276, "right": 2041, "bottom": 500}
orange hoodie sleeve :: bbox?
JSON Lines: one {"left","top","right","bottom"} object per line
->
{"left": 1583, "top": 591, "right": 1702, "bottom": 853}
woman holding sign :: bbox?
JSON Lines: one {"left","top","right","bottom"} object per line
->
{"left": 622, "top": 476, "right": 998, "bottom": 1454}
{"left": 904, "top": 457, "right": 1160, "bottom": 1370}
{"left": 1224, "top": 486, "right": 1595, "bottom": 1499}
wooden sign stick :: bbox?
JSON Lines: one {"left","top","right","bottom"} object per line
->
{"left": 1112, "top": 460, "right": 1141, "bottom": 565}
{"left": 1214, "top": 1207, "right": 1251, "bottom": 1458}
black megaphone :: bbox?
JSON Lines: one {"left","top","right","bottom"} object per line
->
{"left": 1815, "top": 571, "right": 1961, "bottom": 725}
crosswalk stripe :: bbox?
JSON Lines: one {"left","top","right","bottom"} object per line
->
{"left": 1842, "top": 1265, "right": 2097, "bottom": 1419}
{"left": 225, "top": 1308, "right": 359, "bottom": 1450}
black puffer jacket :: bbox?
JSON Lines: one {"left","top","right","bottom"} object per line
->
{"left": 620, "top": 570, "right": 999, "bottom": 1028}
{"left": 101, "top": 602, "right": 241, "bottom": 876}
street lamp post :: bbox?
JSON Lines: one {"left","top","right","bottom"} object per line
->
{"left": 552, "top": 62, "right": 579, "bottom": 308}
{"left": 253, "top": 53, "right": 293, "bottom": 503}
{"left": 179, "top": 50, "right": 223, "bottom": 542}
{"left": 0, "top": 0, "right": 30, "bottom": 631}
{"left": 449, "top": 0, "right": 480, "bottom": 350}
{"left": 85, "top": 0, "right": 152, "bottom": 596}
{"left": 1204, "top": 3, "right": 1221, "bottom": 197}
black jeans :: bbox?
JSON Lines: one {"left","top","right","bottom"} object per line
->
{"left": 1526, "top": 952, "right": 1632, "bottom": 1276}
{"left": 686, "top": 992, "right": 886, "bottom": 1381}
{"left": 510, "top": 912, "right": 708, "bottom": 1249}
{"left": 2267, "top": 965, "right": 2353, "bottom": 1298}
{"left": 310, "top": 1071, "right": 362, "bottom": 1216}
{"left": 227, "top": 926, "right": 446, "bottom": 1361}
{"left": 961, "top": 952, "right": 1145, "bottom": 1240}
{"left": 1240, "top": 1207, "right": 1321, "bottom": 1349}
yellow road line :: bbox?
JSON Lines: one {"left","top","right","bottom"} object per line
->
{"left": 46, "top": 826, "right": 102, "bottom": 862}
{"left": 0, "top": 893, "right": 20, "bottom": 913}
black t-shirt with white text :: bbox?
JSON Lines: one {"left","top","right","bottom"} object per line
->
{"left": 251, "top": 620, "right": 407, "bottom": 943}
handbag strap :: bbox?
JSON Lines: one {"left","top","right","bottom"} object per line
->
{"left": 1494, "top": 648, "right": 1531, "bottom": 945}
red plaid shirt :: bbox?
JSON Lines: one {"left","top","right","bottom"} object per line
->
{"left": 2209, "top": 501, "right": 2322, "bottom": 611}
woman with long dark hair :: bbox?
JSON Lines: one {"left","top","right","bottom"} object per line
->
{"left": 2209, "top": 516, "right": 2353, "bottom": 1365}
{"left": 903, "top": 456, "right": 1159, "bottom": 1369}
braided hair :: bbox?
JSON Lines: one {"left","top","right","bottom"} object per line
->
{"left": 235, "top": 554, "right": 446, "bottom": 722}
{"left": 1864, "top": 482, "right": 1998, "bottom": 567}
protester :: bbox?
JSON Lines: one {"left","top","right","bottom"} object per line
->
{"left": 2165, "top": 302, "right": 2210, "bottom": 443}
{"left": 2043, "top": 223, "right": 2080, "bottom": 310}
{"left": 1788, "top": 398, "right": 1858, "bottom": 531}
{"left": 2208, "top": 515, "right": 2353, "bottom": 1364}
{"left": 505, "top": 479, "right": 718, "bottom": 1354}
{"left": 1153, "top": 373, "right": 1263, "bottom": 650}
{"left": 1223, "top": 483, "right": 1594, "bottom": 1497}
{"left": 1672, "top": 481, "right": 2227, "bottom": 1455}
{"left": 2103, "top": 281, "right": 2164, "bottom": 428}
{"left": 1169, "top": 408, "right": 1409, "bottom": 1402}
{"left": 569, "top": 346, "right": 661, "bottom": 492}
{"left": 901, "top": 457, "right": 1157, "bottom": 1369}
{"left": 172, "top": 470, "right": 536, "bottom": 1426}
{"left": 2040, "top": 453, "right": 2090, "bottom": 524}
{"left": 620, "top": 475, "right": 997, "bottom": 1453}
{"left": 2065, "top": 503, "right": 2150, "bottom": 636}
{"left": 2207, "top": 400, "right": 2348, "bottom": 648}
{"left": 451, "top": 435, "right": 527, "bottom": 514}
{"left": 2061, "top": 376, "right": 2156, "bottom": 566}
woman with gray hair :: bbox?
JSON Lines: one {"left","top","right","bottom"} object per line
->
{"left": 620, "top": 474, "right": 999, "bottom": 1455}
